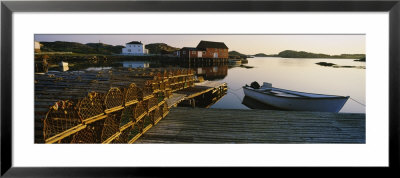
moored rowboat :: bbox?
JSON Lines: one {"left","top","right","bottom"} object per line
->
{"left": 243, "top": 82, "right": 349, "bottom": 112}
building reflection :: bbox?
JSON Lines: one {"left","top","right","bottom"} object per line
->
{"left": 193, "top": 65, "right": 228, "bottom": 80}
{"left": 122, "top": 61, "right": 150, "bottom": 68}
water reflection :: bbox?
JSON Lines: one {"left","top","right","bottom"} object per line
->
{"left": 59, "top": 65, "right": 69, "bottom": 72}
{"left": 178, "top": 88, "right": 227, "bottom": 108}
{"left": 44, "top": 57, "right": 365, "bottom": 113}
{"left": 210, "top": 57, "right": 366, "bottom": 113}
{"left": 51, "top": 61, "right": 151, "bottom": 71}
{"left": 195, "top": 65, "right": 228, "bottom": 80}
{"left": 122, "top": 61, "right": 150, "bottom": 68}
{"left": 85, "top": 67, "right": 112, "bottom": 71}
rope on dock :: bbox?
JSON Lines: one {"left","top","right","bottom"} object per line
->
{"left": 227, "top": 91, "right": 243, "bottom": 102}
{"left": 227, "top": 86, "right": 243, "bottom": 91}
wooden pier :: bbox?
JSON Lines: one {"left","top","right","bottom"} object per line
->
{"left": 34, "top": 67, "right": 227, "bottom": 144}
{"left": 135, "top": 107, "right": 365, "bottom": 143}
{"left": 34, "top": 66, "right": 364, "bottom": 144}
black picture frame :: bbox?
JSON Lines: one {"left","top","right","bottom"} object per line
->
{"left": 1, "top": 0, "right": 399, "bottom": 177}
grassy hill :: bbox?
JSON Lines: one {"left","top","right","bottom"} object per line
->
{"left": 86, "top": 43, "right": 125, "bottom": 54}
{"left": 144, "top": 43, "right": 180, "bottom": 54}
{"left": 40, "top": 41, "right": 124, "bottom": 55}
{"left": 229, "top": 50, "right": 247, "bottom": 59}
{"left": 38, "top": 41, "right": 181, "bottom": 56}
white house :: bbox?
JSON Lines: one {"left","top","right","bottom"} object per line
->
{"left": 34, "top": 41, "right": 41, "bottom": 53}
{"left": 122, "top": 41, "right": 148, "bottom": 56}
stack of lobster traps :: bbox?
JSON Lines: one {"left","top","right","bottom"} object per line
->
{"left": 34, "top": 67, "right": 195, "bottom": 143}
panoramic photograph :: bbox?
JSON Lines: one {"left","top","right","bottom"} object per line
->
{"left": 34, "top": 34, "right": 366, "bottom": 144}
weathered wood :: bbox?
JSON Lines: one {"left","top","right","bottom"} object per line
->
{"left": 34, "top": 67, "right": 215, "bottom": 143}
{"left": 45, "top": 124, "right": 87, "bottom": 144}
{"left": 136, "top": 108, "right": 365, "bottom": 144}
{"left": 166, "top": 93, "right": 186, "bottom": 108}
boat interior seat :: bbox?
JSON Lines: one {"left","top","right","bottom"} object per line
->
{"left": 257, "top": 88, "right": 272, "bottom": 92}
{"left": 267, "top": 90, "right": 309, "bottom": 98}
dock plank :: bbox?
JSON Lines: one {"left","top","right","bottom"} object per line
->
{"left": 166, "top": 93, "right": 186, "bottom": 108}
{"left": 135, "top": 108, "right": 365, "bottom": 144}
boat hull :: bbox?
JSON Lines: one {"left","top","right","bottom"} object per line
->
{"left": 243, "top": 87, "right": 349, "bottom": 112}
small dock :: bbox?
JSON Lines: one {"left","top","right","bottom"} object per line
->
{"left": 135, "top": 108, "right": 365, "bottom": 143}
{"left": 166, "top": 81, "right": 227, "bottom": 108}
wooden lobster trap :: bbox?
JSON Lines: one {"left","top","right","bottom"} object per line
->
{"left": 124, "top": 83, "right": 139, "bottom": 107}
{"left": 70, "top": 126, "right": 97, "bottom": 143}
{"left": 38, "top": 67, "right": 183, "bottom": 144}
{"left": 142, "top": 80, "right": 154, "bottom": 100}
{"left": 101, "top": 113, "right": 121, "bottom": 143}
{"left": 111, "top": 126, "right": 133, "bottom": 144}
{"left": 104, "top": 87, "right": 124, "bottom": 114}
{"left": 77, "top": 91, "right": 106, "bottom": 124}
{"left": 149, "top": 105, "right": 163, "bottom": 125}
{"left": 43, "top": 100, "right": 85, "bottom": 143}
{"left": 134, "top": 101, "right": 147, "bottom": 122}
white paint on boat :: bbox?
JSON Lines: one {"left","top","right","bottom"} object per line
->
{"left": 243, "top": 83, "right": 349, "bottom": 112}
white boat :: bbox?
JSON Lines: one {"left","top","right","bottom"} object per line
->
{"left": 243, "top": 82, "right": 349, "bottom": 112}
{"left": 59, "top": 61, "right": 69, "bottom": 71}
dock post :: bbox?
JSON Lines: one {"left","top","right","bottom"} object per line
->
{"left": 191, "top": 98, "right": 196, "bottom": 108}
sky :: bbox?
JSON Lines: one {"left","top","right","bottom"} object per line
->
{"left": 34, "top": 34, "right": 365, "bottom": 55}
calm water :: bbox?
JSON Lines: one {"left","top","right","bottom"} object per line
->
{"left": 208, "top": 57, "right": 366, "bottom": 113}
{"left": 60, "top": 57, "right": 365, "bottom": 113}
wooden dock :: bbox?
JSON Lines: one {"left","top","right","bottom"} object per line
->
{"left": 135, "top": 107, "right": 365, "bottom": 143}
{"left": 166, "top": 81, "right": 227, "bottom": 108}
{"left": 34, "top": 66, "right": 229, "bottom": 144}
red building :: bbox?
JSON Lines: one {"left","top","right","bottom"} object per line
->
{"left": 179, "top": 40, "right": 229, "bottom": 59}
{"left": 179, "top": 47, "right": 198, "bottom": 59}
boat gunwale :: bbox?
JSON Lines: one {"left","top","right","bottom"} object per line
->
{"left": 242, "top": 86, "right": 350, "bottom": 100}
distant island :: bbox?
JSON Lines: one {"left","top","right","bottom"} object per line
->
{"left": 316, "top": 62, "right": 365, "bottom": 69}
{"left": 277, "top": 50, "right": 365, "bottom": 59}
{"left": 250, "top": 50, "right": 365, "bottom": 59}
{"left": 254, "top": 53, "right": 270, "bottom": 57}
{"left": 315, "top": 62, "right": 336, "bottom": 66}
{"left": 354, "top": 57, "right": 366, "bottom": 62}
{"left": 228, "top": 51, "right": 248, "bottom": 59}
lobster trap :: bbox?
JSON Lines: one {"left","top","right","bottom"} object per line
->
{"left": 37, "top": 68, "right": 196, "bottom": 144}
{"left": 43, "top": 100, "right": 84, "bottom": 143}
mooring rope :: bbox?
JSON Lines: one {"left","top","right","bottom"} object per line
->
{"left": 227, "top": 91, "right": 243, "bottom": 102}
{"left": 227, "top": 87, "right": 243, "bottom": 91}
{"left": 350, "top": 97, "right": 366, "bottom": 107}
